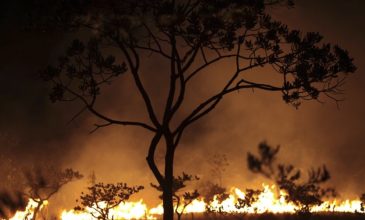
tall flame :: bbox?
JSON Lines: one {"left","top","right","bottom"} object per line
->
{"left": 11, "top": 184, "right": 364, "bottom": 220}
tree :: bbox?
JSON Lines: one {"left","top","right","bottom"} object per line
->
{"left": 75, "top": 182, "right": 144, "bottom": 220}
{"left": 24, "top": 167, "right": 83, "bottom": 220}
{"left": 36, "top": 0, "right": 356, "bottom": 219}
{"left": 151, "top": 172, "right": 200, "bottom": 220}
{"left": 247, "top": 142, "right": 336, "bottom": 214}
{"left": 198, "top": 181, "right": 229, "bottom": 215}
{"left": 198, "top": 153, "right": 230, "bottom": 215}
{"left": 235, "top": 188, "right": 262, "bottom": 211}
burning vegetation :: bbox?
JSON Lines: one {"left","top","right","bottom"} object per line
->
{"left": 2, "top": 143, "right": 365, "bottom": 220}
{"left": 0, "top": 0, "right": 360, "bottom": 220}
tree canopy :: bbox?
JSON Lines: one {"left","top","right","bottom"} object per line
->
{"left": 35, "top": 1, "right": 356, "bottom": 219}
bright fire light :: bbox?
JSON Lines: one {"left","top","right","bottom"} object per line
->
{"left": 61, "top": 200, "right": 154, "bottom": 220}
{"left": 10, "top": 184, "right": 365, "bottom": 220}
{"left": 9, "top": 199, "right": 48, "bottom": 220}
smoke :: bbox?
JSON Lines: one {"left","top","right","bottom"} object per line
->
{"left": 0, "top": 0, "right": 365, "bottom": 216}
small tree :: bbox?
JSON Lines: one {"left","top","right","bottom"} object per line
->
{"left": 247, "top": 142, "right": 336, "bottom": 214}
{"left": 34, "top": 0, "right": 356, "bottom": 218}
{"left": 201, "top": 182, "right": 229, "bottom": 215}
{"left": 151, "top": 173, "right": 200, "bottom": 220}
{"left": 24, "top": 167, "right": 83, "bottom": 220}
{"left": 235, "top": 188, "right": 262, "bottom": 211}
{"left": 75, "top": 182, "right": 144, "bottom": 220}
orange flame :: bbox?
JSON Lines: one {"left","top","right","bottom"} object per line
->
{"left": 10, "top": 184, "right": 364, "bottom": 219}
{"left": 9, "top": 199, "right": 48, "bottom": 220}
{"left": 61, "top": 200, "right": 154, "bottom": 220}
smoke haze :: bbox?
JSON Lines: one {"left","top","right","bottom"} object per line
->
{"left": 0, "top": 0, "right": 364, "bottom": 214}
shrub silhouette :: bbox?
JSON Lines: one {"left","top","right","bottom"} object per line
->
{"left": 247, "top": 142, "right": 336, "bottom": 215}
{"left": 75, "top": 182, "right": 144, "bottom": 220}
{"left": 235, "top": 188, "right": 263, "bottom": 211}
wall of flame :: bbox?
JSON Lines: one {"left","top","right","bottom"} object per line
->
{"left": 9, "top": 184, "right": 364, "bottom": 220}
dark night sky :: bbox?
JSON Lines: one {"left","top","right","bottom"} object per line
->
{"left": 0, "top": 0, "right": 365, "bottom": 208}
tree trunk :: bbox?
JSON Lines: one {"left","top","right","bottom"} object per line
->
{"left": 177, "top": 212, "right": 182, "bottom": 220}
{"left": 146, "top": 131, "right": 176, "bottom": 220}
{"left": 162, "top": 190, "right": 174, "bottom": 220}
{"left": 31, "top": 201, "right": 42, "bottom": 220}
{"left": 163, "top": 135, "right": 175, "bottom": 220}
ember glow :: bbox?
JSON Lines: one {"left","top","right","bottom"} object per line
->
{"left": 10, "top": 184, "right": 364, "bottom": 220}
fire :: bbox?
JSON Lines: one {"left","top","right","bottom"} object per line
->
{"left": 61, "top": 200, "right": 155, "bottom": 220}
{"left": 10, "top": 184, "right": 365, "bottom": 219}
{"left": 9, "top": 199, "right": 48, "bottom": 220}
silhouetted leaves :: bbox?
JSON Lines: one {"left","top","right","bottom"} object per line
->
{"left": 248, "top": 142, "right": 336, "bottom": 214}
{"left": 236, "top": 188, "right": 263, "bottom": 210}
{"left": 202, "top": 182, "right": 229, "bottom": 215}
{"left": 200, "top": 182, "right": 227, "bottom": 204}
{"left": 75, "top": 182, "right": 143, "bottom": 220}
{"left": 248, "top": 142, "right": 279, "bottom": 178}
{"left": 36, "top": 0, "right": 356, "bottom": 108}
{"left": 40, "top": 38, "right": 127, "bottom": 104}
{"left": 33, "top": 0, "right": 357, "bottom": 218}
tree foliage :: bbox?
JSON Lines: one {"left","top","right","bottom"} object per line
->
{"left": 247, "top": 142, "right": 336, "bottom": 214}
{"left": 235, "top": 188, "right": 262, "bottom": 210}
{"left": 34, "top": 0, "right": 356, "bottom": 219}
{"left": 75, "top": 182, "right": 143, "bottom": 220}
{"left": 200, "top": 181, "right": 229, "bottom": 215}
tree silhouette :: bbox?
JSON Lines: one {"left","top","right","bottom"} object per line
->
{"left": 35, "top": 0, "right": 356, "bottom": 219}
{"left": 247, "top": 142, "right": 336, "bottom": 215}
{"left": 200, "top": 181, "right": 229, "bottom": 216}
{"left": 24, "top": 167, "right": 83, "bottom": 220}
{"left": 75, "top": 182, "right": 143, "bottom": 220}
{"left": 235, "top": 188, "right": 262, "bottom": 211}
{"left": 151, "top": 172, "right": 199, "bottom": 220}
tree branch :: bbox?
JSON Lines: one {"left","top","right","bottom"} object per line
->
{"left": 62, "top": 86, "right": 157, "bottom": 132}
{"left": 115, "top": 39, "right": 161, "bottom": 128}
{"left": 146, "top": 132, "right": 165, "bottom": 186}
